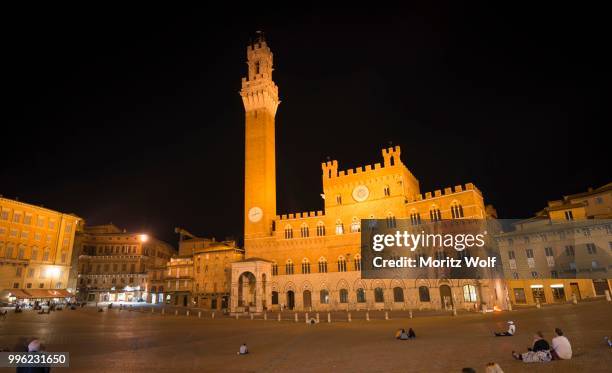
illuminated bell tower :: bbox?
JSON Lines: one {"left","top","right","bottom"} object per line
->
{"left": 241, "top": 34, "right": 279, "bottom": 240}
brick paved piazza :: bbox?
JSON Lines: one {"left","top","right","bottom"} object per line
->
{"left": 1, "top": 301, "right": 611, "bottom": 372}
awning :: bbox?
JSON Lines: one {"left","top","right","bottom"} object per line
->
{"left": 3, "top": 289, "right": 31, "bottom": 299}
{"left": 2, "top": 289, "right": 73, "bottom": 299}
{"left": 24, "top": 289, "right": 73, "bottom": 298}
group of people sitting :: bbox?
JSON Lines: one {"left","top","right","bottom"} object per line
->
{"left": 512, "top": 328, "right": 572, "bottom": 363}
{"left": 493, "top": 321, "right": 573, "bottom": 363}
{"left": 394, "top": 328, "right": 416, "bottom": 340}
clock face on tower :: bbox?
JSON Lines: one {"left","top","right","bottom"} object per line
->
{"left": 248, "top": 206, "right": 263, "bottom": 222}
{"left": 352, "top": 185, "right": 370, "bottom": 202}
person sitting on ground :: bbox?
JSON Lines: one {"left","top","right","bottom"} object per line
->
{"left": 408, "top": 328, "right": 416, "bottom": 339}
{"left": 512, "top": 331, "right": 552, "bottom": 363}
{"left": 394, "top": 329, "right": 403, "bottom": 339}
{"left": 462, "top": 368, "right": 476, "bottom": 373}
{"left": 605, "top": 336, "right": 612, "bottom": 348}
{"left": 551, "top": 328, "right": 572, "bottom": 360}
{"left": 399, "top": 329, "right": 409, "bottom": 340}
{"left": 484, "top": 362, "right": 504, "bottom": 373}
{"left": 17, "top": 339, "right": 51, "bottom": 373}
{"left": 238, "top": 343, "right": 249, "bottom": 355}
{"left": 494, "top": 321, "right": 515, "bottom": 336}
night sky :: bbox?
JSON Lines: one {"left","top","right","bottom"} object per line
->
{"left": 3, "top": 6, "right": 608, "bottom": 245}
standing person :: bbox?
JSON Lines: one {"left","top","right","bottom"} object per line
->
{"left": 494, "top": 321, "right": 516, "bottom": 336}
{"left": 551, "top": 328, "right": 572, "bottom": 360}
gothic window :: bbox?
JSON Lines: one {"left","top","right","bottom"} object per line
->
{"left": 384, "top": 185, "right": 391, "bottom": 197}
{"left": 300, "top": 224, "right": 309, "bottom": 238}
{"left": 451, "top": 202, "right": 464, "bottom": 219}
{"left": 410, "top": 211, "right": 421, "bottom": 225}
{"left": 429, "top": 206, "right": 442, "bottom": 222}
{"left": 356, "top": 288, "right": 366, "bottom": 303}
{"left": 418, "top": 286, "right": 430, "bottom": 302}
{"left": 393, "top": 287, "right": 404, "bottom": 302}
{"left": 350, "top": 217, "right": 361, "bottom": 233}
{"left": 374, "top": 287, "right": 384, "bottom": 303}
{"left": 337, "top": 256, "right": 347, "bottom": 272}
{"left": 318, "top": 257, "right": 328, "bottom": 273}
{"left": 284, "top": 225, "right": 293, "bottom": 239}
{"left": 285, "top": 259, "right": 294, "bottom": 275}
{"left": 335, "top": 220, "right": 344, "bottom": 235}
{"left": 386, "top": 213, "right": 397, "bottom": 228}
{"left": 316, "top": 221, "right": 326, "bottom": 236}
{"left": 339, "top": 289, "right": 349, "bottom": 303}
{"left": 320, "top": 289, "right": 330, "bottom": 304}
{"left": 336, "top": 194, "right": 342, "bottom": 205}
{"left": 301, "top": 258, "right": 311, "bottom": 274}
{"left": 272, "top": 263, "right": 278, "bottom": 276}
{"left": 354, "top": 254, "right": 362, "bottom": 271}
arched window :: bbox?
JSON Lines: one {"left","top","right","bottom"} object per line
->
{"left": 318, "top": 257, "right": 328, "bottom": 273}
{"left": 336, "top": 194, "right": 342, "bottom": 205}
{"left": 410, "top": 210, "right": 421, "bottom": 225}
{"left": 350, "top": 217, "right": 361, "bottom": 233}
{"left": 418, "top": 286, "right": 431, "bottom": 302}
{"left": 320, "top": 289, "right": 330, "bottom": 304}
{"left": 272, "top": 291, "right": 279, "bottom": 305}
{"left": 356, "top": 288, "right": 366, "bottom": 303}
{"left": 429, "top": 206, "right": 442, "bottom": 222}
{"left": 337, "top": 256, "right": 347, "bottom": 272}
{"left": 386, "top": 213, "right": 397, "bottom": 228}
{"left": 301, "top": 258, "right": 311, "bottom": 274}
{"left": 335, "top": 220, "right": 344, "bottom": 235}
{"left": 300, "top": 224, "right": 309, "bottom": 238}
{"left": 354, "top": 254, "right": 362, "bottom": 271}
{"left": 272, "top": 262, "right": 278, "bottom": 276}
{"left": 393, "top": 287, "right": 404, "bottom": 302}
{"left": 284, "top": 225, "right": 293, "bottom": 239}
{"left": 384, "top": 185, "right": 391, "bottom": 197}
{"left": 463, "top": 284, "right": 477, "bottom": 302}
{"left": 374, "top": 287, "right": 384, "bottom": 303}
{"left": 339, "top": 289, "right": 349, "bottom": 303}
{"left": 285, "top": 259, "right": 294, "bottom": 275}
{"left": 316, "top": 221, "right": 326, "bottom": 236}
{"left": 451, "top": 202, "right": 465, "bottom": 219}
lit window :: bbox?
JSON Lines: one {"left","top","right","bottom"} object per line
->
{"left": 335, "top": 221, "right": 344, "bottom": 235}
{"left": 463, "top": 285, "right": 477, "bottom": 302}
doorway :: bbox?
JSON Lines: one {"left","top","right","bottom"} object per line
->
{"left": 287, "top": 290, "right": 295, "bottom": 310}
{"left": 439, "top": 285, "right": 453, "bottom": 310}
{"left": 570, "top": 283, "right": 581, "bottom": 300}
{"left": 303, "top": 290, "right": 312, "bottom": 310}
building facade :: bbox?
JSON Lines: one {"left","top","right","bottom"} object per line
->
{"left": 497, "top": 183, "right": 611, "bottom": 305}
{"left": 0, "top": 196, "right": 81, "bottom": 301}
{"left": 230, "top": 38, "right": 506, "bottom": 313}
{"left": 75, "top": 224, "right": 175, "bottom": 302}
{"left": 163, "top": 230, "right": 244, "bottom": 309}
